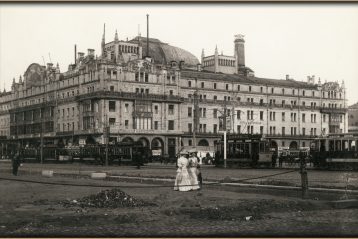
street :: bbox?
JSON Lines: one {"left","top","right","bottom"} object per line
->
{"left": 0, "top": 162, "right": 358, "bottom": 236}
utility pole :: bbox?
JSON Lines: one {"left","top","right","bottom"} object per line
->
{"left": 193, "top": 90, "right": 199, "bottom": 147}
{"left": 223, "top": 103, "right": 227, "bottom": 168}
{"left": 40, "top": 108, "right": 44, "bottom": 164}
{"left": 105, "top": 114, "right": 109, "bottom": 166}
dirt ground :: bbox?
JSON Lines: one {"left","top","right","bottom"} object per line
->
{"left": 0, "top": 173, "right": 358, "bottom": 237}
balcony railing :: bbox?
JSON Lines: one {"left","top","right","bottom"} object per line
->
{"left": 320, "top": 107, "right": 347, "bottom": 114}
{"left": 76, "top": 91, "right": 184, "bottom": 103}
{"left": 265, "top": 133, "right": 318, "bottom": 139}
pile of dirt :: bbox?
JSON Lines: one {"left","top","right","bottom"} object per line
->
{"left": 62, "top": 188, "right": 156, "bottom": 208}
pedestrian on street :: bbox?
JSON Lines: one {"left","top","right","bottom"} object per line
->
{"left": 188, "top": 152, "right": 200, "bottom": 190}
{"left": 174, "top": 152, "right": 192, "bottom": 192}
{"left": 12, "top": 152, "right": 21, "bottom": 176}
{"left": 195, "top": 152, "right": 203, "bottom": 189}
{"left": 271, "top": 151, "right": 277, "bottom": 168}
{"left": 134, "top": 150, "right": 142, "bottom": 169}
{"left": 279, "top": 154, "right": 284, "bottom": 168}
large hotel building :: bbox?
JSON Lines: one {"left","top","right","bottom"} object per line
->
{"left": 0, "top": 26, "right": 348, "bottom": 158}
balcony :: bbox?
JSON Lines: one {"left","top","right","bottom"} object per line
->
{"left": 110, "top": 128, "right": 183, "bottom": 135}
{"left": 132, "top": 111, "right": 153, "bottom": 118}
{"left": 76, "top": 91, "right": 184, "bottom": 103}
{"left": 182, "top": 131, "right": 222, "bottom": 138}
{"left": 320, "top": 107, "right": 347, "bottom": 114}
{"left": 9, "top": 101, "right": 56, "bottom": 113}
{"left": 265, "top": 133, "right": 317, "bottom": 139}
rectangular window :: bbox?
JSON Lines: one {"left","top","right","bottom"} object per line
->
{"left": 237, "top": 125, "right": 241, "bottom": 134}
{"left": 282, "top": 127, "right": 285, "bottom": 136}
{"left": 168, "top": 105, "right": 174, "bottom": 115}
{"left": 109, "top": 118, "right": 116, "bottom": 126}
{"left": 135, "top": 72, "right": 139, "bottom": 81}
{"left": 214, "top": 83, "right": 217, "bottom": 89}
{"left": 125, "top": 103, "right": 129, "bottom": 113}
{"left": 109, "top": 101, "right": 116, "bottom": 112}
{"left": 154, "top": 121, "right": 158, "bottom": 130}
{"left": 125, "top": 120, "right": 129, "bottom": 129}
{"left": 188, "top": 107, "right": 192, "bottom": 117}
{"left": 237, "top": 85, "right": 240, "bottom": 91}
{"left": 237, "top": 110, "right": 241, "bottom": 120}
{"left": 249, "top": 86, "right": 252, "bottom": 92}
{"left": 260, "top": 126, "right": 264, "bottom": 134}
{"left": 188, "top": 81, "right": 191, "bottom": 87}
{"left": 145, "top": 73, "right": 149, "bottom": 82}
{"left": 247, "top": 110, "right": 250, "bottom": 120}
{"left": 302, "top": 113, "right": 305, "bottom": 122}
{"left": 213, "top": 109, "right": 218, "bottom": 118}
{"left": 168, "top": 120, "right": 174, "bottom": 130}
{"left": 226, "top": 84, "right": 229, "bottom": 90}
{"left": 323, "top": 114, "right": 326, "bottom": 122}
{"left": 282, "top": 112, "right": 285, "bottom": 122}
{"left": 302, "top": 128, "right": 306, "bottom": 136}
{"left": 203, "top": 108, "right": 206, "bottom": 118}
{"left": 213, "top": 124, "right": 217, "bottom": 133}
{"left": 260, "top": 111, "right": 264, "bottom": 120}
{"left": 188, "top": 123, "right": 192, "bottom": 132}
{"left": 154, "top": 105, "right": 158, "bottom": 114}
{"left": 201, "top": 82, "right": 204, "bottom": 88}
{"left": 260, "top": 87, "right": 263, "bottom": 93}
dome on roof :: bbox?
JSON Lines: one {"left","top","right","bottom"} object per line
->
{"left": 131, "top": 37, "right": 200, "bottom": 67}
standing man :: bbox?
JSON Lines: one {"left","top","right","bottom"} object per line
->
{"left": 12, "top": 152, "right": 21, "bottom": 176}
{"left": 271, "top": 151, "right": 277, "bottom": 168}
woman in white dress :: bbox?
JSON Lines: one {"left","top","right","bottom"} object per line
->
{"left": 188, "top": 153, "right": 200, "bottom": 190}
{"left": 174, "top": 153, "right": 192, "bottom": 191}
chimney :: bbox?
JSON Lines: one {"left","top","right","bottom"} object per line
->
{"left": 78, "top": 52, "right": 85, "bottom": 61}
{"left": 146, "top": 14, "right": 149, "bottom": 58}
{"left": 197, "top": 64, "right": 202, "bottom": 72}
{"left": 234, "top": 34, "right": 245, "bottom": 67}
{"left": 179, "top": 61, "right": 185, "bottom": 69}
{"left": 75, "top": 44, "right": 77, "bottom": 64}
{"left": 88, "top": 48, "right": 95, "bottom": 56}
{"left": 286, "top": 74, "right": 289, "bottom": 80}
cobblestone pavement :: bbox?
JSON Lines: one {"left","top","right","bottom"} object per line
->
{"left": 0, "top": 172, "right": 358, "bottom": 237}
{"left": 1, "top": 161, "right": 358, "bottom": 189}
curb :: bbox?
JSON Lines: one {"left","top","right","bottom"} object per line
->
{"left": 108, "top": 175, "right": 358, "bottom": 195}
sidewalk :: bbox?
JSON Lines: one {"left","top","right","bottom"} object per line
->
{"left": 1, "top": 161, "right": 357, "bottom": 190}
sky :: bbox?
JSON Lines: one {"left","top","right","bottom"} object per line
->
{"left": 1, "top": 4, "right": 358, "bottom": 104}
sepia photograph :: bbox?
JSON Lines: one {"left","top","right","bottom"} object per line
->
{"left": 0, "top": 3, "right": 358, "bottom": 237}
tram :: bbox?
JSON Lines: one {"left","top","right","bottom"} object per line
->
{"left": 310, "top": 133, "right": 358, "bottom": 170}
{"left": 215, "top": 134, "right": 273, "bottom": 168}
{"left": 20, "top": 141, "right": 149, "bottom": 165}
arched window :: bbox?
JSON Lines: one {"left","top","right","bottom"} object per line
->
{"left": 198, "top": 139, "right": 209, "bottom": 146}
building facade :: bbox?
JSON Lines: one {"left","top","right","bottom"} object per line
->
{"left": 348, "top": 102, "right": 358, "bottom": 133}
{"left": 0, "top": 27, "right": 348, "bottom": 157}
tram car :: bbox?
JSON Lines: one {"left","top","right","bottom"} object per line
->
{"left": 310, "top": 133, "right": 358, "bottom": 170}
{"left": 216, "top": 134, "right": 273, "bottom": 168}
{"left": 20, "top": 142, "right": 149, "bottom": 165}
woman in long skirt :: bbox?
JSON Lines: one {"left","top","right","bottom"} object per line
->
{"left": 188, "top": 153, "right": 200, "bottom": 190}
{"left": 174, "top": 154, "right": 192, "bottom": 191}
